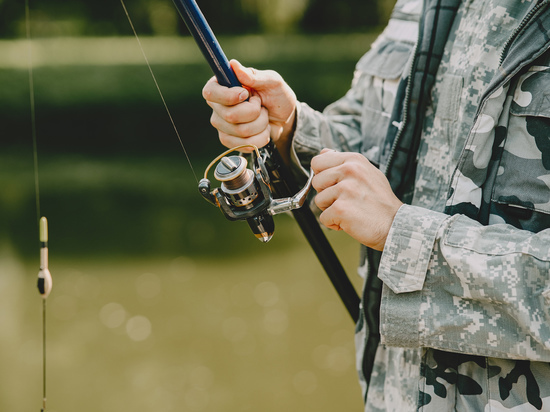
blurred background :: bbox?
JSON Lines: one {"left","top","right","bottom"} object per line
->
{"left": 0, "top": 0, "right": 393, "bottom": 410}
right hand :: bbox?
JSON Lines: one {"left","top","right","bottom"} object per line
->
{"left": 202, "top": 60, "right": 297, "bottom": 155}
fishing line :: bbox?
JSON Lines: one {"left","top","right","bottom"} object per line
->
{"left": 42, "top": 299, "right": 46, "bottom": 412}
{"left": 40, "top": 298, "right": 47, "bottom": 412}
{"left": 25, "top": 0, "right": 40, "bottom": 223}
{"left": 119, "top": 0, "right": 199, "bottom": 183}
{"left": 25, "top": 2, "right": 51, "bottom": 412}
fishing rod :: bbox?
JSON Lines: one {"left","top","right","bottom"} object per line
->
{"left": 170, "top": 0, "right": 360, "bottom": 322}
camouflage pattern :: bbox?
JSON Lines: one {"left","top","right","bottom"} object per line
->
{"left": 292, "top": 0, "right": 421, "bottom": 168}
{"left": 291, "top": 0, "right": 550, "bottom": 410}
{"left": 419, "top": 350, "right": 550, "bottom": 410}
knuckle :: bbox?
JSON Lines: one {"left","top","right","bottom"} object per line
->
{"left": 259, "top": 106, "right": 270, "bottom": 120}
{"left": 202, "top": 77, "right": 217, "bottom": 100}
{"left": 224, "top": 109, "right": 239, "bottom": 124}
{"left": 339, "top": 179, "right": 354, "bottom": 192}
{"left": 248, "top": 97, "right": 262, "bottom": 113}
{"left": 313, "top": 193, "right": 324, "bottom": 209}
{"left": 310, "top": 156, "right": 321, "bottom": 171}
{"left": 249, "top": 130, "right": 270, "bottom": 148}
{"left": 235, "top": 122, "right": 253, "bottom": 137}
{"left": 349, "top": 152, "right": 364, "bottom": 161}
{"left": 202, "top": 85, "right": 211, "bottom": 100}
{"left": 311, "top": 175, "right": 320, "bottom": 190}
{"left": 330, "top": 199, "right": 346, "bottom": 215}
{"left": 210, "top": 113, "right": 220, "bottom": 128}
{"left": 219, "top": 133, "right": 231, "bottom": 147}
{"left": 339, "top": 162, "right": 355, "bottom": 176}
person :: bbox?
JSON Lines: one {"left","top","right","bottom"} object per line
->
{"left": 202, "top": 0, "right": 550, "bottom": 410}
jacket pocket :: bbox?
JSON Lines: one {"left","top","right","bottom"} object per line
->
{"left": 491, "top": 67, "right": 550, "bottom": 232}
{"left": 354, "top": 37, "right": 414, "bottom": 165}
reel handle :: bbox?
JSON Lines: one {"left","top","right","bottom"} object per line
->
{"left": 268, "top": 169, "right": 314, "bottom": 215}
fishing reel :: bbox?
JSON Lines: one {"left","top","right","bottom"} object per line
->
{"left": 198, "top": 144, "right": 314, "bottom": 243}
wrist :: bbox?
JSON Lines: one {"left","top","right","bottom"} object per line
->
{"left": 275, "top": 106, "right": 297, "bottom": 164}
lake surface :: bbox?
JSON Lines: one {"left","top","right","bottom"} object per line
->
{"left": 0, "top": 153, "right": 364, "bottom": 412}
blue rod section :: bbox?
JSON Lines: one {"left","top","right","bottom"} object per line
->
{"left": 171, "top": 0, "right": 241, "bottom": 88}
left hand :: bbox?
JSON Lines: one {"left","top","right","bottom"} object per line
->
{"left": 202, "top": 60, "right": 297, "bottom": 159}
{"left": 311, "top": 149, "right": 403, "bottom": 251}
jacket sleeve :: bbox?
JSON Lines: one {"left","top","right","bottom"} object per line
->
{"left": 290, "top": 9, "right": 419, "bottom": 173}
{"left": 379, "top": 204, "right": 550, "bottom": 360}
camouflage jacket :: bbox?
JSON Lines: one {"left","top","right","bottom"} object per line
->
{"left": 291, "top": 0, "right": 550, "bottom": 410}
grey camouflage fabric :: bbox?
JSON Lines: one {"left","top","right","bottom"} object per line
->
{"left": 290, "top": 0, "right": 550, "bottom": 410}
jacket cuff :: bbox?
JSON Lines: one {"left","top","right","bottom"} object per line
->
{"left": 378, "top": 204, "right": 449, "bottom": 294}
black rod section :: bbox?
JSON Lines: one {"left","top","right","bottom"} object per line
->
{"left": 265, "top": 141, "right": 361, "bottom": 322}
{"left": 172, "top": 0, "right": 360, "bottom": 322}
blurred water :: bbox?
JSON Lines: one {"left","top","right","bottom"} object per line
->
{"left": 0, "top": 236, "right": 363, "bottom": 411}
{"left": 0, "top": 153, "right": 364, "bottom": 412}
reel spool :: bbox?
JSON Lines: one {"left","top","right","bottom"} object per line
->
{"left": 198, "top": 145, "right": 313, "bottom": 243}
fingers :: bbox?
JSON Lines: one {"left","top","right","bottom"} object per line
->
{"left": 202, "top": 60, "right": 279, "bottom": 102}
{"left": 202, "top": 61, "right": 296, "bottom": 150}
{"left": 311, "top": 149, "right": 370, "bottom": 210}
{"left": 210, "top": 96, "right": 269, "bottom": 139}
{"left": 311, "top": 150, "right": 367, "bottom": 191}
{"left": 309, "top": 149, "right": 402, "bottom": 250}
{"left": 230, "top": 60, "right": 255, "bottom": 88}
{"left": 230, "top": 59, "right": 281, "bottom": 91}
{"left": 202, "top": 76, "right": 249, "bottom": 107}
{"left": 311, "top": 150, "right": 343, "bottom": 194}
{"left": 208, "top": 95, "right": 263, "bottom": 126}
{"left": 318, "top": 207, "right": 343, "bottom": 232}
{"left": 218, "top": 128, "right": 271, "bottom": 150}
{"left": 311, "top": 184, "right": 344, "bottom": 232}
{"left": 313, "top": 183, "right": 339, "bottom": 211}
{"left": 313, "top": 175, "right": 358, "bottom": 211}
{"left": 311, "top": 149, "right": 346, "bottom": 174}
{"left": 203, "top": 67, "right": 271, "bottom": 148}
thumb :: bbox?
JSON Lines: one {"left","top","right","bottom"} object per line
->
{"left": 230, "top": 59, "right": 276, "bottom": 91}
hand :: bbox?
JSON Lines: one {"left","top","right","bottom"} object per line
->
{"left": 311, "top": 149, "right": 403, "bottom": 251}
{"left": 202, "top": 60, "right": 297, "bottom": 157}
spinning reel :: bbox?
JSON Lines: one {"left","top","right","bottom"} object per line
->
{"left": 198, "top": 144, "right": 314, "bottom": 242}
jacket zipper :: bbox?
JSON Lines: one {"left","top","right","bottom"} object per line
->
{"left": 383, "top": 28, "right": 421, "bottom": 178}
{"left": 499, "top": 0, "right": 550, "bottom": 66}
{"left": 446, "top": 0, "right": 550, "bottom": 211}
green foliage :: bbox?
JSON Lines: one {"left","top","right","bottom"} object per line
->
{"left": 0, "top": 0, "right": 392, "bottom": 38}
{"left": 0, "top": 33, "right": 378, "bottom": 156}
{"left": 301, "top": 0, "right": 384, "bottom": 32}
